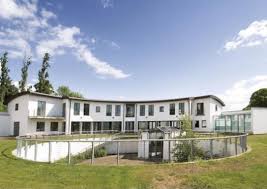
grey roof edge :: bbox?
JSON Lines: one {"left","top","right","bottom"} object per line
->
{"left": 7, "top": 91, "right": 225, "bottom": 106}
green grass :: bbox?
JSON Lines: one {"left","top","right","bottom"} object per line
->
{"left": 0, "top": 135, "right": 267, "bottom": 188}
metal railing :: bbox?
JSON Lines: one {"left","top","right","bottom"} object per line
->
{"left": 14, "top": 133, "right": 248, "bottom": 165}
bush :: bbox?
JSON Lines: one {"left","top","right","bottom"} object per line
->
{"left": 173, "top": 140, "right": 205, "bottom": 162}
{"left": 70, "top": 146, "right": 107, "bottom": 164}
{"left": 0, "top": 103, "right": 7, "bottom": 112}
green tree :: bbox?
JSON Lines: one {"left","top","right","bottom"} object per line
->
{"left": 57, "top": 85, "right": 84, "bottom": 98}
{"left": 180, "top": 115, "right": 194, "bottom": 137}
{"left": 0, "top": 52, "right": 12, "bottom": 103}
{"left": 34, "top": 53, "right": 53, "bottom": 94}
{"left": 244, "top": 88, "right": 267, "bottom": 110}
{"left": 19, "top": 56, "right": 31, "bottom": 92}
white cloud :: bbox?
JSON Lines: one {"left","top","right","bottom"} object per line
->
{"left": 0, "top": 0, "right": 36, "bottom": 19}
{"left": 219, "top": 75, "right": 267, "bottom": 111}
{"left": 224, "top": 20, "right": 267, "bottom": 51}
{"left": 0, "top": 0, "right": 129, "bottom": 79}
{"left": 101, "top": 0, "right": 113, "bottom": 8}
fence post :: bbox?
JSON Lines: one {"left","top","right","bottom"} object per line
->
{"left": 235, "top": 137, "right": 238, "bottom": 155}
{"left": 210, "top": 139, "right": 213, "bottom": 159}
{"left": 143, "top": 140, "right": 146, "bottom": 160}
{"left": 24, "top": 140, "right": 28, "bottom": 159}
{"left": 224, "top": 138, "right": 228, "bottom": 156}
{"left": 117, "top": 141, "right": 120, "bottom": 165}
{"left": 168, "top": 140, "right": 171, "bottom": 162}
{"left": 240, "top": 136, "right": 244, "bottom": 152}
{"left": 68, "top": 141, "right": 71, "bottom": 165}
{"left": 244, "top": 135, "right": 247, "bottom": 151}
{"left": 91, "top": 141, "right": 94, "bottom": 165}
{"left": 48, "top": 141, "right": 52, "bottom": 163}
{"left": 34, "top": 141, "right": 38, "bottom": 161}
{"left": 190, "top": 140, "right": 194, "bottom": 160}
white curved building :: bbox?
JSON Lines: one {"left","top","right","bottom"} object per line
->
{"left": 6, "top": 92, "right": 225, "bottom": 136}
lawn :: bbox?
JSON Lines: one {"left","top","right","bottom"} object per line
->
{"left": 0, "top": 135, "right": 267, "bottom": 189}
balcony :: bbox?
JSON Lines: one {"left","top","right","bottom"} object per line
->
{"left": 29, "top": 110, "right": 65, "bottom": 120}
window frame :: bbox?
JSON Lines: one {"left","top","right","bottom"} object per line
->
{"left": 37, "top": 101, "right": 46, "bottom": 116}
{"left": 115, "top": 105, "right": 121, "bottom": 116}
{"left": 15, "top": 103, "right": 19, "bottom": 111}
{"left": 202, "top": 120, "right": 207, "bottom": 128}
{"left": 196, "top": 103, "right": 204, "bottom": 115}
{"left": 96, "top": 106, "right": 101, "bottom": 113}
{"left": 148, "top": 105, "right": 154, "bottom": 116}
{"left": 50, "top": 122, "right": 59, "bottom": 131}
{"left": 140, "top": 105, "right": 145, "bottom": 116}
{"left": 178, "top": 102, "right": 185, "bottom": 115}
{"left": 159, "top": 106, "right": 164, "bottom": 112}
{"left": 169, "top": 103, "right": 175, "bottom": 115}
{"left": 36, "top": 122, "right": 45, "bottom": 132}
{"left": 74, "top": 102, "right": 80, "bottom": 115}
{"left": 83, "top": 103, "right": 90, "bottom": 116}
{"left": 106, "top": 104, "right": 112, "bottom": 116}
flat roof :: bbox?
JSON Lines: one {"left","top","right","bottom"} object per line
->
{"left": 7, "top": 91, "right": 225, "bottom": 106}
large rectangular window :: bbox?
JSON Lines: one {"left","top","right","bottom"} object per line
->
{"left": 74, "top": 103, "right": 80, "bottom": 115}
{"left": 115, "top": 105, "right": 121, "bottom": 116}
{"left": 148, "top": 105, "right": 154, "bottom": 116}
{"left": 106, "top": 105, "right": 112, "bottom": 116}
{"left": 37, "top": 101, "right": 46, "bottom": 116}
{"left": 169, "top": 103, "right": 175, "bottom": 115}
{"left": 140, "top": 105, "right": 145, "bottom": 116}
{"left": 179, "top": 102, "right": 185, "bottom": 115}
{"left": 84, "top": 103, "right": 90, "bottom": 116}
{"left": 50, "top": 122, "right": 58, "bottom": 131}
{"left": 126, "top": 104, "right": 135, "bottom": 117}
{"left": 36, "top": 122, "right": 45, "bottom": 132}
{"left": 196, "top": 103, "right": 204, "bottom": 115}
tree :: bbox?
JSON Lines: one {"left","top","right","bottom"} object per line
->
{"left": 180, "top": 115, "right": 194, "bottom": 137}
{"left": 244, "top": 88, "right": 267, "bottom": 110}
{"left": 0, "top": 52, "right": 18, "bottom": 109}
{"left": 34, "top": 53, "right": 53, "bottom": 94}
{"left": 19, "top": 56, "right": 31, "bottom": 92}
{"left": 0, "top": 52, "right": 12, "bottom": 103}
{"left": 57, "top": 85, "right": 84, "bottom": 98}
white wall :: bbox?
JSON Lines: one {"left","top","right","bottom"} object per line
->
{"left": 8, "top": 95, "right": 29, "bottom": 136}
{"left": 0, "top": 112, "right": 10, "bottom": 136}
{"left": 252, "top": 107, "right": 267, "bottom": 134}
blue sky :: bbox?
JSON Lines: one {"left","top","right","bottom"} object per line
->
{"left": 1, "top": 0, "right": 267, "bottom": 110}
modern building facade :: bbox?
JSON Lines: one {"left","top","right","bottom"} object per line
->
{"left": 7, "top": 92, "right": 225, "bottom": 136}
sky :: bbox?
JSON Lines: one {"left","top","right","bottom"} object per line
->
{"left": 1, "top": 0, "right": 267, "bottom": 111}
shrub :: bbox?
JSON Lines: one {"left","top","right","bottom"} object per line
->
{"left": 65, "top": 146, "right": 107, "bottom": 164}
{"left": 173, "top": 140, "right": 206, "bottom": 162}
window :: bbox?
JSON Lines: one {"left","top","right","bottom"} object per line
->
{"left": 169, "top": 103, "right": 175, "bottom": 115}
{"left": 115, "top": 105, "right": 121, "bottom": 116}
{"left": 195, "top": 120, "right": 199, "bottom": 128}
{"left": 74, "top": 103, "right": 80, "bottom": 115}
{"left": 159, "top": 106, "right": 164, "bottom": 112}
{"left": 202, "top": 120, "right": 207, "bottom": 128}
{"left": 96, "top": 106, "right": 101, "bottom": 113}
{"left": 179, "top": 103, "right": 185, "bottom": 115}
{"left": 62, "top": 103, "right": 66, "bottom": 117}
{"left": 106, "top": 105, "right": 112, "bottom": 116}
{"left": 215, "top": 105, "right": 218, "bottom": 112}
{"left": 15, "top": 103, "right": 19, "bottom": 111}
{"left": 84, "top": 103, "right": 90, "bottom": 116}
{"left": 126, "top": 104, "right": 135, "bottom": 117}
{"left": 196, "top": 103, "right": 204, "bottom": 115}
{"left": 148, "top": 105, "right": 154, "bottom": 116}
{"left": 140, "top": 105, "right": 145, "bottom": 116}
{"left": 50, "top": 122, "right": 58, "bottom": 131}
{"left": 36, "top": 122, "right": 45, "bottom": 132}
{"left": 37, "top": 101, "right": 46, "bottom": 116}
